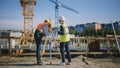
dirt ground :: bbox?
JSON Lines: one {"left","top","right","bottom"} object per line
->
{"left": 0, "top": 55, "right": 120, "bottom": 68}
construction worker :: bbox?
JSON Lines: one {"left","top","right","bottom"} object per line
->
{"left": 58, "top": 16, "right": 71, "bottom": 65}
{"left": 34, "top": 19, "right": 52, "bottom": 65}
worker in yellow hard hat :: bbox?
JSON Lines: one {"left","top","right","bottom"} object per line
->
{"left": 34, "top": 19, "right": 52, "bottom": 65}
{"left": 44, "top": 19, "right": 50, "bottom": 24}
{"left": 44, "top": 19, "right": 52, "bottom": 32}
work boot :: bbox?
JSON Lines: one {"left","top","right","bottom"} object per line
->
{"left": 59, "top": 62, "right": 65, "bottom": 66}
{"left": 66, "top": 62, "right": 72, "bottom": 65}
{"left": 37, "top": 61, "right": 44, "bottom": 65}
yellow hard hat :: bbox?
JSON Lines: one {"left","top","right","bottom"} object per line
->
{"left": 44, "top": 19, "right": 51, "bottom": 25}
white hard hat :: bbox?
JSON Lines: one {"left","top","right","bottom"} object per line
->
{"left": 58, "top": 16, "right": 65, "bottom": 21}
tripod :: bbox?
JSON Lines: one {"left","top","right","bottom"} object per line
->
{"left": 41, "top": 32, "right": 61, "bottom": 64}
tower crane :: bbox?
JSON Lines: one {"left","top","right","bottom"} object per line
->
{"left": 49, "top": 0, "right": 79, "bottom": 28}
{"left": 20, "top": 0, "right": 36, "bottom": 44}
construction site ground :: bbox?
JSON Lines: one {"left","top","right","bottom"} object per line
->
{"left": 0, "top": 55, "right": 120, "bottom": 68}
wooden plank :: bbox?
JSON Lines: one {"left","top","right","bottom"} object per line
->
{"left": 17, "top": 52, "right": 119, "bottom": 56}
{"left": 0, "top": 37, "right": 20, "bottom": 39}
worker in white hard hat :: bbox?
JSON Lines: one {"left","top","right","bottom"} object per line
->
{"left": 58, "top": 16, "right": 71, "bottom": 65}
{"left": 34, "top": 19, "right": 52, "bottom": 65}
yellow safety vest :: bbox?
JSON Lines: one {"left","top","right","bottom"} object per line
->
{"left": 60, "top": 23, "right": 70, "bottom": 42}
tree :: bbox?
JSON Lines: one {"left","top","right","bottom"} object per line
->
{"left": 79, "top": 28, "right": 119, "bottom": 37}
{"left": 83, "top": 28, "right": 95, "bottom": 37}
{"left": 70, "top": 30, "right": 76, "bottom": 35}
{"left": 116, "top": 30, "right": 120, "bottom": 35}
{"left": 96, "top": 29, "right": 105, "bottom": 37}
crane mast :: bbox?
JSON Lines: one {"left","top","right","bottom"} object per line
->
{"left": 49, "top": 0, "right": 79, "bottom": 28}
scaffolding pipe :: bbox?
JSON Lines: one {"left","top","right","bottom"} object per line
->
{"left": 112, "top": 22, "right": 120, "bottom": 53}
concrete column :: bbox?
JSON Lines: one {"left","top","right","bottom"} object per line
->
{"left": 107, "top": 40, "right": 110, "bottom": 54}
{"left": 86, "top": 39, "right": 89, "bottom": 58}
{"left": 8, "top": 37, "right": 12, "bottom": 54}
{"left": 0, "top": 45, "right": 1, "bottom": 56}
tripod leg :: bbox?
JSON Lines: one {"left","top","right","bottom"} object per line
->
{"left": 49, "top": 43, "right": 52, "bottom": 64}
{"left": 41, "top": 37, "right": 47, "bottom": 61}
{"left": 56, "top": 42, "right": 61, "bottom": 58}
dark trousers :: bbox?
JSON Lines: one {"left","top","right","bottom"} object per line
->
{"left": 60, "top": 41, "right": 71, "bottom": 63}
{"left": 34, "top": 29, "right": 43, "bottom": 63}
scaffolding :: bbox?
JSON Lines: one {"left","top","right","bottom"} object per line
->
{"left": 20, "top": 0, "right": 36, "bottom": 44}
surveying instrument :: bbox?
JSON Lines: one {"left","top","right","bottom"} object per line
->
{"left": 41, "top": 25, "right": 60, "bottom": 64}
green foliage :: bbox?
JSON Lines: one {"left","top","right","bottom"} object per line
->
{"left": 70, "top": 30, "right": 76, "bottom": 35}
{"left": 82, "top": 28, "right": 96, "bottom": 37}
{"left": 78, "top": 28, "right": 119, "bottom": 37}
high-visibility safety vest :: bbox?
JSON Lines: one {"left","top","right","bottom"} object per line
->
{"left": 60, "top": 23, "right": 70, "bottom": 42}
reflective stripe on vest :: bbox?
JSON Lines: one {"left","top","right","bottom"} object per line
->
{"left": 62, "top": 24, "right": 69, "bottom": 34}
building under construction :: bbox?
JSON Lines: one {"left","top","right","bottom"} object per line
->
{"left": 0, "top": 0, "right": 120, "bottom": 57}
{"left": 0, "top": 29, "right": 120, "bottom": 56}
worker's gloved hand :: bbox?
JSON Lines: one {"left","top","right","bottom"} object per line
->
{"left": 48, "top": 24, "right": 51, "bottom": 27}
{"left": 58, "top": 30, "right": 61, "bottom": 34}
